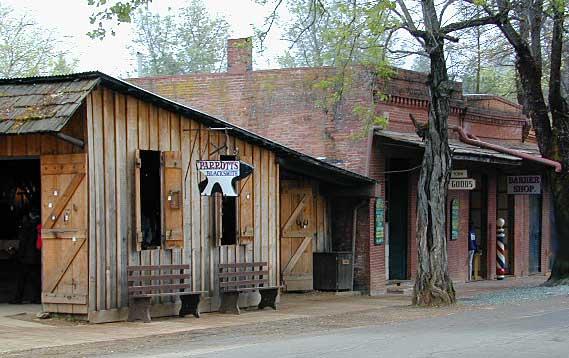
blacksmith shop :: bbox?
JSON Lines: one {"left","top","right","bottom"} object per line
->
{"left": 0, "top": 72, "right": 374, "bottom": 322}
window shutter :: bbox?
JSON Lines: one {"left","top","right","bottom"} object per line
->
{"left": 134, "top": 149, "right": 143, "bottom": 251}
{"left": 163, "top": 151, "right": 184, "bottom": 249}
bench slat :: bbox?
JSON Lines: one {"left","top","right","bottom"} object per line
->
{"left": 128, "top": 274, "right": 191, "bottom": 282}
{"left": 218, "top": 262, "right": 267, "bottom": 269}
{"left": 218, "top": 270, "right": 269, "bottom": 278}
{"left": 128, "top": 283, "right": 192, "bottom": 294}
{"left": 127, "top": 264, "right": 190, "bottom": 272}
{"left": 220, "top": 279, "right": 269, "bottom": 288}
{"left": 131, "top": 292, "right": 204, "bottom": 298}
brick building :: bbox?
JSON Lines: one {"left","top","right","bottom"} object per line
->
{"left": 129, "top": 38, "right": 556, "bottom": 294}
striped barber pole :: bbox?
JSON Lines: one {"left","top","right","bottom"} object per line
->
{"left": 496, "top": 218, "right": 506, "bottom": 280}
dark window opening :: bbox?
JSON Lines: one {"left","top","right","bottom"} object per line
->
{"left": 140, "top": 150, "right": 162, "bottom": 250}
{"left": 220, "top": 196, "right": 237, "bottom": 245}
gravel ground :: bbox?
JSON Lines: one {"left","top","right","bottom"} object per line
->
{"left": 464, "top": 283, "right": 569, "bottom": 305}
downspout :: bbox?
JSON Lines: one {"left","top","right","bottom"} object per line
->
{"left": 352, "top": 200, "right": 368, "bottom": 291}
{"left": 453, "top": 126, "right": 562, "bottom": 173}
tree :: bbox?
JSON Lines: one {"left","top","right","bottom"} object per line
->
{"left": 477, "top": 0, "right": 569, "bottom": 285}
{"left": 132, "top": 2, "right": 230, "bottom": 76}
{"left": 266, "top": 0, "right": 502, "bottom": 306}
{"left": 0, "top": 4, "right": 77, "bottom": 78}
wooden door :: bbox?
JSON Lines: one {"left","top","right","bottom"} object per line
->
{"left": 529, "top": 196, "right": 542, "bottom": 274}
{"left": 280, "top": 181, "right": 314, "bottom": 291}
{"left": 41, "top": 154, "right": 88, "bottom": 314}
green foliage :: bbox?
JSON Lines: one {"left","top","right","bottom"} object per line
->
{"left": 0, "top": 4, "right": 77, "bottom": 78}
{"left": 132, "top": 1, "right": 230, "bottom": 76}
{"left": 88, "top": 0, "right": 151, "bottom": 39}
{"left": 266, "top": 0, "right": 394, "bottom": 132}
{"left": 462, "top": 67, "right": 518, "bottom": 101}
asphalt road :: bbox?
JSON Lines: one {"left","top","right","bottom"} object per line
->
{"left": 100, "top": 295, "right": 569, "bottom": 358}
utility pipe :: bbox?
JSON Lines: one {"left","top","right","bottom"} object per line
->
{"left": 453, "top": 126, "right": 562, "bottom": 173}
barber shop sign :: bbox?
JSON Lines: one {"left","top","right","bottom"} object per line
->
{"left": 507, "top": 175, "right": 541, "bottom": 195}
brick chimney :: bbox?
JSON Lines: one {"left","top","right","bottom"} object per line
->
{"left": 227, "top": 37, "right": 253, "bottom": 74}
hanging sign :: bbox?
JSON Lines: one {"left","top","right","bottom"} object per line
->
{"left": 507, "top": 175, "right": 541, "bottom": 195}
{"left": 451, "top": 170, "right": 468, "bottom": 179}
{"left": 197, "top": 160, "right": 253, "bottom": 196}
{"left": 449, "top": 178, "right": 476, "bottom": 190}
{"left": 374, "top": 198, "right": 385, "bottom": 245}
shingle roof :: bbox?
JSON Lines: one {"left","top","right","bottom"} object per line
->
{"left": 0, "top": 78, "right": 98, "bottom": 134}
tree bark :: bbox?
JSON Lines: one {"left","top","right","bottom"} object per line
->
{"left": 412, "top": 0, "right": 456, "bottom": 306}
{"left": 496, "top": 2, "right": 569, "bottom": 285}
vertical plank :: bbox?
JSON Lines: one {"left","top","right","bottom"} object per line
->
{"left": 253, "top": 146, "right": 261, "bottom": 267}
{"left": 170, "top": 113, "right": 182, "bottom": 269}
{"left": 102, "top": 87, "right": 117, "bottom": 310}
{"left": 148, "top": 104, "right": 160, "bottom": 274}
{"left": 91, "top": 88, "right": 106, "bottom": 311}
{"left": 261, "top": 149, "right": 269, "bottom": 273}
{"left": 86, "top": 93, "right": 97, "bottom": 313}
{"left": 268, "top": 151, "right": 276, "bottom": 285}
{"left": 115, "top": 92, "right": 128, "bottom": 308}
{"left": 180, "top": 115, "right": 193, "bottom": 288}
{"left": 275, "top": 163, "right": 280, "bottom": 286}
{"left": 199, "top": 124, "right": 209, "bottom": 291}
{"left": 137, "top": 101, "right": 150, "bottom": 268}
{"left": 190, "top": 120, "right": 201, "bottom": 292}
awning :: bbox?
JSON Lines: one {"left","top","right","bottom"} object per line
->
{"left": 375, "top": 130, "right": 534, "bottom": 165}
{"left": 0, "top": 78, "right": 99, "bottom": 134}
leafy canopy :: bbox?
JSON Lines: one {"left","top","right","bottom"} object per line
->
{"left": 0, "top": 4, "right": 77, "bottom": 78}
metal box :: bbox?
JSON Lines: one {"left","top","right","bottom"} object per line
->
{"left": 313, "top": 252, "right": 353, "bottom": 291}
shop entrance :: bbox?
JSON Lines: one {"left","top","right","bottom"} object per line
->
{"left": 388, "top": 159, "right": 409, "bottom": 280}
{"left": 0, "top": 158, "right": 41, "bottom": 303}
{"left": 469, "top": 174, "right": 488, "bottom": 279}
{"left": 497, "top": 176, "right": 515, "bottom": 275}
{"left": 529, "top": 196, "right": 542, "bottom": 274}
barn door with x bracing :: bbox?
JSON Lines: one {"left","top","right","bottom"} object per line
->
{"left": 280, "top": 181, "right": 314, "bottom": 292}
{"left": 41, "top": 153, "right": 88, "bottom": 314}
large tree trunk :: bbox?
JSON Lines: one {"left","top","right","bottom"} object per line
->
{"left": 412, "top": 0, "right": 456, "bottom": 306}
{"left": 497, "top": 3, "right": 569, "bottom": 285}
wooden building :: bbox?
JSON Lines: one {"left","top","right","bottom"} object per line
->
{"left": 0, "top": 72, "right": 374, "bottom": 322}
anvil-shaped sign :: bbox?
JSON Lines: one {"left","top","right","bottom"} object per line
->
{"left": 197, "top": 160, "right": 253, "bottom": 196}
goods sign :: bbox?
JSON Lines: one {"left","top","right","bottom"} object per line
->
{"left": 449, "top": 178, "right": 476, "bottom": 190}
{"left": 451, "top": 170, "right": 468, "bottom": 179}
{"left": 507, "top": 175, "right": 541, "bottom": 195}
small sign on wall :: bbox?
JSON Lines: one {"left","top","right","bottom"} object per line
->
{"left": 449, "top": 178, "right": 476, "bottom": 190}
{"left": 451, "top": 170, "right": 468, "bottom": 179}
{"left": 507, "top": 175, "right": 541, "bottom": 195}
{"left": 450, "top": 199, "right": 459, "bottom": 240}
{"left": 375, "top": 198, "right": 385, "bottom": 245}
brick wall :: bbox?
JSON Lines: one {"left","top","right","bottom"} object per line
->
{"left": 486, "top": 173, "right": 497, "bottom": 280}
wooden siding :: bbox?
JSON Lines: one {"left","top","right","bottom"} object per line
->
{"left": 85, "top": 86, "right": 280, "bottom": 316}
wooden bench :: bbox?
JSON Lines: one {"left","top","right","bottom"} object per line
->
{"left": 218, "top": 262, "right": 279, "bottom": 314}
{"left": 127, "top": 264, "right": 204, "bottom": 322}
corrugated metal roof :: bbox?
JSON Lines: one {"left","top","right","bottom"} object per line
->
{"left": 376, "top": 130, "right": 524, "bottom": 162}
{"left": 0, "top": 78, "right": 99, "bottom": 134}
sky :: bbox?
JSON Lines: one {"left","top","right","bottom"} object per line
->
{"left": 1, "top": 0, "right": 288, "bottom": 77}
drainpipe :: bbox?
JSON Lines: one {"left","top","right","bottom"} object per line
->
{"left": 453, "top": 126, "right": 562, "bottom": 173}
{"left": 351, "top": 200, "right": 368, "bottom": 291}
